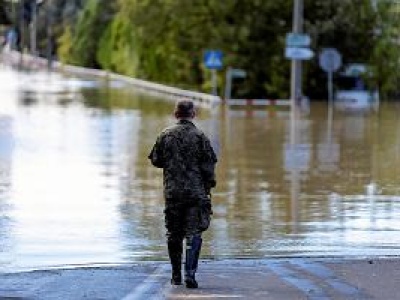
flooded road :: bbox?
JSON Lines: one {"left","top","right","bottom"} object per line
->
{"left": 1, "top": 66, "right": 400, "bottom": 272}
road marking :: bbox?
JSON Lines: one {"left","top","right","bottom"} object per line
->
{"left": 290, "top": 259, "right": 362, "bottom": 296}
{"left": 152, "top": 273, "right": 174, "bottom": 300}
{"left": 266, "top": 261, "right": 330, "bottom": 300}
{"left": 121, "top": 264, "right": 168, "bottom": 300}
{"left": 168, "top": 295, "right": 243, "bottom": 298}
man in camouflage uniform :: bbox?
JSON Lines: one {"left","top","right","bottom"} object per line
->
{"left": 148, "top": 100, "right": 217, "bottom": 288}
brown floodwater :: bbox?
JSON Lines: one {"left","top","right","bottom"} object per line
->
{"left": 1, "top": 67, "right": 400, "bottom": 272}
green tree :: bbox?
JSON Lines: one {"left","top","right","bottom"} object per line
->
{"left": 367, "top": 1, "right": 400, "bottom": 99}
{"left": 57, "top": 25, "right": 73, "bottom": 63}
{"left": 99, "top": 0, "right": 293, "bottom": 96}
{"left": 64, "top": 0, "right": 115, "bottom": 67}
{"left": 57, "top": 0, "right": 400, "bottom": 99}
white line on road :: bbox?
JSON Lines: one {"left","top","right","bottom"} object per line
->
{"left": 121, "top": 264, "right": 169, "bottom": 300}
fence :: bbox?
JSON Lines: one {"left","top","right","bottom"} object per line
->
{"left": 227, "top": 99, "right": 291, "bottom": 106}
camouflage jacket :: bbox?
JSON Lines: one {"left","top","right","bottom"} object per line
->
{"left": 148, "top": 119, "right": 217, "bottom": 202}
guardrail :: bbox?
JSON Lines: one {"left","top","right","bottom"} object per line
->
{"left": 0, "top": 50, "right": 221, "bottom": 109}
{"left": 227, "top": 99, "right": 291, "bottom": 106}
{"left": 227, "top": 109, "right": 291, "bottom": 118}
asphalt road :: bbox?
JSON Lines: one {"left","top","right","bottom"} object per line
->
{"left": 1, "top": 257, "right": 399, "bottom": 299}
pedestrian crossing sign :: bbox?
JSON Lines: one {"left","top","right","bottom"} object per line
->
{"left": 204, "top": 50, "right": 223, "bottom": 69}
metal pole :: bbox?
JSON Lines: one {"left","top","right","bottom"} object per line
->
{"left": 211, "top": 69, "right": 218, "bottom": 96}
{"left": 19, "top": 0, "right": 25, "bottom": 68}
{"left": 30, "top": 0, "right": 37, "bottom": 55}
{"left": 290, "top": 0, "right": 304, "bottom": 109}
{"left": 224, "top": 67, "right": 232, "bottom": 100}
{"left": 46, "top": 3, "right": 53, "bottom": 69}
{"left": 328, "top": 71, "right": 333, "bottom": 104}
{"left": 289, "top": 2, "right": 303, "bottom": 230}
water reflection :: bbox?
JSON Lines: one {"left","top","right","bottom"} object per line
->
{"left": 208, "top": 101, "right": 400, "bottom": 258}
{"left": 0, "top": 114, "right": 13, "bottom": 268}
{"left": 1, "top": 66, "right": 400, "bottom": 272}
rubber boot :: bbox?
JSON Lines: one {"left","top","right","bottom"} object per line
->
{"left": 168, "top": 239, "right": 183, "bottom": 285}
{"left": 185, "top": 236, "right": 202, "bottom": 288}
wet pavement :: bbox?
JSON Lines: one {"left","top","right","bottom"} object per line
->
{"left": 1, "top": 257, "right": 399, "bottom": 299}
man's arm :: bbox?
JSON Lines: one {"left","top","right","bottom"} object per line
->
{"left": 148, "top": 136, "right": 164, "bottom": 168}
{"left": 200, "top": 136, "right": 218, "bottom": 193}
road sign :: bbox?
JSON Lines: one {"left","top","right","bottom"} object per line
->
{"left": 204, "top": 50, "right": 223, "bottom": 69}
{"left": 231, "top": 68, "right": 246, "bottom": 78}
{"left": 286, "top": 33, "right": 311, "bottom": 47}
{"left": 285, "top": 47, "right": 314, "bottom": 60}
{"left": 319, "top": 48, "right": 342, "bottom": 103}
{"left": 224, "top": 67, "right": 247, "bottom": 99}
{"left": 319, "top": 48, "right": 342, "bottom": 73}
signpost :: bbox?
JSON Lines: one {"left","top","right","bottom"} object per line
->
{"left": 204, "top": 50, "right": 223, "bottom": 95}
{"left": 286, "top": 33, "right": 311, "bottom": 47}
{"left": 319, "top": 48, "right": 341, "bottom": 150}
{"left": 319, "top": 48, "right": 342, "bottom": 103}
{"left": 285, "top": 33, "right": 314, "bottom": 60}
{"left": 224, "top": 67, "right": 247, "bottom": 100}
{"left": 204, "top": 50, "right": 223, "bottom": 70}
{"left": 289, "top": 0, "right": 304, "bottom": 110}
{"left": 285, "top": 29, "right": 313, "bottom": 110}
{"left": 285, "top": 47, "right": 314, "bottom": 60}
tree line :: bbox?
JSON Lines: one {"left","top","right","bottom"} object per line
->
{"left": 3, "top": 0, "right": 400, "bottom": 100}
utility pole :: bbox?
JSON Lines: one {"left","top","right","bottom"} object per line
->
{"left": 291, "top": 0, "right": 304, "bottom": 108}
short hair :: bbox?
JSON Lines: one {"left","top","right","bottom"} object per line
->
{"left": 174, "top": 99, "right": 195, "bottom": 118}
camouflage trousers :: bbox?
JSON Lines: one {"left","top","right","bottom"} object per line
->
{"left": 164, "top": 201, "right": 202, "bottom": 242}
{"left": 165, "top": 201, "right": 202, "bottom": 272}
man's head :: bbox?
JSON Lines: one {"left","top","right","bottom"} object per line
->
{"left": 174, "top": 99, "right": 195, "bottom": 119}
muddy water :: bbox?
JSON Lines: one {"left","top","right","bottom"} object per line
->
{"left": 1, "top": 67, "right": 400, "bottom": 272}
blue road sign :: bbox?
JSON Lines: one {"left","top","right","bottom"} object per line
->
{"left": 204, "top": 50, "right": 223, "bottom": 69}
{"left": 286, "top": 33, "right": 311, "bottom": 47}
{"left": 285, "top": 47, "right": 314, "bottom": 60}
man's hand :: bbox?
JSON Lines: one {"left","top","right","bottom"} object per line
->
{"left": 203, "top": 196, "right": 213, "bottom": 215}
